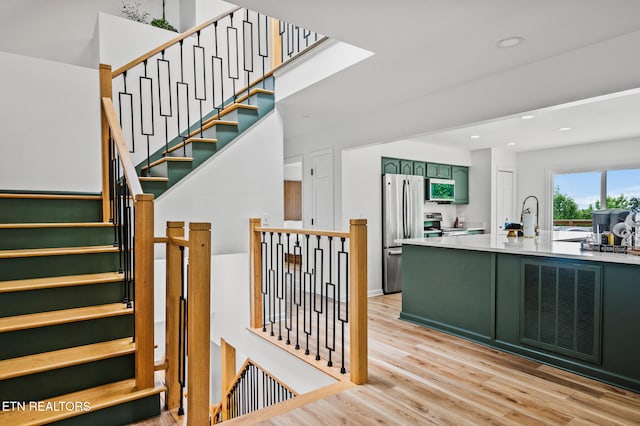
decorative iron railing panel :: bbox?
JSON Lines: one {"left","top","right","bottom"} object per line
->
{"left": 259, "top": 230, "right": 351, "bottom": 374}
{"left": 111, "top": 8, "right": 322, "bottom": 171}
{"left": 225, "top": 360, "right": 297, "bottom": 421}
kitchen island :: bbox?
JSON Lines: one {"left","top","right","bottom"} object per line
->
{"left": 400, "top": 231, "right": 640, "bottom": 393}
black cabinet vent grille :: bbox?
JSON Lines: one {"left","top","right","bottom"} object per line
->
{"left": 521, "top": 260, "right": 602, "bottom": 364}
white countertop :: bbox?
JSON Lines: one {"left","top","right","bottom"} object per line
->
{"left": 401, "top": 231, "right": 640, "bottom": 265}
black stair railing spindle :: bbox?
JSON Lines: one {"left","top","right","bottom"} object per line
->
{"left": 338, "top": 237, "right": 349, "bottom": 374}
{"left": 257, "top": 13, "right": 268, "bottom": 89}
{"left": 276, "top": 232, "right": 284, "bottom": 341}
{"left": 227, "top": 13, "right": 239, "bottom": 103}
{"left": 157, "top": 50, "right": 172, "bottom": 156}
{"left": 294, "top": 234, "right": 301, "bottom": 350}
{"left": 303, "top": 233, "right": 311, "bottom": 355}
{"left": 285, "top": 233, "right": 292, "bottom": 345}
{"left": 193, "top": 31, "right": 207, "bottom": 138}
{"left": 139, "top": 60, "right": 155, "bottom": 174}
{"left": 326, "top": 236, "right": 335, "bottom": 367}
{"left": 177, "top": 245, "right": 187, "bottom": 416}
{"left": 243, "top": 9, "right": 254, "bottom": 105}
{"left": 268, "top": 231, "right": 275, "bottom": 337}
{"left": 313, "top": 234, "right": 324, "bottom": 361}
{"left": 176, "top": 39, "right": 190, "bottom": 157}
{"left": 212, "top": 21, "right": 223, "bottom": 119}
{"left": 260, "top": 231, "right": 267, "bottom": 332}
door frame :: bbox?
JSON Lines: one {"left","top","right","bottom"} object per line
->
{"left": 494, "top": 167, "right": 517, "bottom": 234}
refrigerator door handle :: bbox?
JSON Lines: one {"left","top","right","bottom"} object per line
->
{"left": 406, "top": 179, "right": 412, "bottom": 237}
{"left": 402, "top": 179, "right": 407, "bottom": 238}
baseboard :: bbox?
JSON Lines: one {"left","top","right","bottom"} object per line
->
{"left": 368, "top": 289, "right": 384, "bottom": 298}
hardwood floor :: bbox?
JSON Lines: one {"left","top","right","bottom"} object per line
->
{"left": 137, "top": 293, "right": 640, "bottom": 425}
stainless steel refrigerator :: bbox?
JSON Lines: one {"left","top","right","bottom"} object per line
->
{"left": 382, "top": 174, "right": 424, "bottom": 293}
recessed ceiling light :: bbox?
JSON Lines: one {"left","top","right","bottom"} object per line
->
{"left": 507, "top": 142, "right": 517, "bottom": 146}
{"left": 497, "top": 37, "right": 524, "bottom": 48}
{"left": 558, "top": 127, "right": 572, "bottom": 132}
{"left": 470, "top": 135, "right": 480, "bottom": 139}
{"left": 521, "top": 115, "right": 534, "bottom": 120}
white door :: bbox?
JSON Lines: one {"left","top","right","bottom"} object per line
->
{"left": 310, "top": 151, "right": 333, "bottom": 229}
{"left": 496, "top": 169, "right": 515, "bottom": 233}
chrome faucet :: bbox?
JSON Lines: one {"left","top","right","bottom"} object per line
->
{"left": 520, "top": 195, "right": 540, "bottom": 236}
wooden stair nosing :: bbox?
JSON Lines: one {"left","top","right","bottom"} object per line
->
{"left": 201, "top": 103, "right": 259, "bottom": 127}
{"left": 0, "top": 303, "right": 133, "bottom": 333}
{"left": 140, "top": 156, "right": 193, "bottom": 172}
{"left": 162, "top": 137, "right": 218, "bottom": 155}
{"left": 235, "top": 88, "right": 275, "bottom": 104}
{"left": 0, "top": 245, "right": 119, "bottom": 259}
{"left": 0, "top": 193, "right": 102, "bottom": 201}
{"left": 0, "top": 272, "right": 125, "bottom": 294}
{"left": 0, "top": 337, "right": 135, "bottom": 381}
{"left": 0, "top": 379, "right": 165, "bottom": 426}
{"left": 0, "top": 222, "right": 113, "bottom": 229}
{"left": 187, "top": 119, "right": 238, "bottom": 138}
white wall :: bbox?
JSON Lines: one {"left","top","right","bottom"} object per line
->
{"left": 342, "top": 139, "right": 472, "bottom": 296}
{"left": 517, "top": 137, "right": 640, "bottom": 231}
{"left": 98, "top": 13, "right": 179, "bottom": 70}
{"left": 0, "top": 52, "right": 101, "bottom": 192}
{"left": 284, "top": 162, "right": 302, "bottom": 181}
{"left": 154, "top": 111, "right": 285, "bottom": 256}
{"left": 465, "top": 149, "right": 492, "bottom": 231}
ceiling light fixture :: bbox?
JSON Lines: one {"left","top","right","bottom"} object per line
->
{"left": 507, "top": 142, "right": 517, "bottom": 146}
{"left": 558, "top": 127, "right": 572, "bottom": 131}
{"left": 470, "top": 135, "right": 480, "bottom": 139}
{"left": 521, "top": 115, "right": 534, "bottom": 120}
{"left": 497, "top": 36, "right": 524, "bottom": 48}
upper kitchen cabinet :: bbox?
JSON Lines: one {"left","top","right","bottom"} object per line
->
{"left": 400, "top": 160, "right": 414, "bottom": 175}
{"left": 451, "top": 165, "right": 469, "bottom": 204}
{"left": 426, "top": 163, "right": 452, "bottom": 179}
{"left": 413, "top": 161, "right": 426, "bottom": 177}
{"left": 381, "top": 157, "right": 401, "bottom": 174}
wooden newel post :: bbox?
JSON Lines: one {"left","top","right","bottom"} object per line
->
{"left": 134, "top": 194, "right": 155, "bottom": 390}
{"left": 270, "top": 18, "right": 283, "bottom": 69}
{"left": 249, "top": 218, "right": 263, "bottom": 329}
{"left": 220, "top": 338, "right": 236, "bottom": 421}
{"left": 349, "top": 218, "right": 368, "bottom": 385}
{"left": 187, "top": 222, "right": 212, "bottom": 426}
{"left": 99, "top": 63, "right": 113, "bottom": 223}
{"left": 165, "top": 221, "right": 184, "bottom": 410}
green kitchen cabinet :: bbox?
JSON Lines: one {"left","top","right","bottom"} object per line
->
{"left": 381, "top": 157, "right": 400, "bottom": 174}
{"left": 413, "top": 161, "right": 426, "bottom": 177}
{"left": 467, "top": 229, "right": 484, "bottom": 235}
{"left": 426, "top": 163, "right": 451, "bottom": 179}
{"left": 400, "top": 160, "right": 414, "bottom": 175}
{"left": 451, "top": 165, "right": 469, "bottom": 204}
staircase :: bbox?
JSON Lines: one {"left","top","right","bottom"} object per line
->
{"left": 0, "top": 192, "right": 163, "bottom": 425}
{"left": 136, "top": 79, "right": 275, "bottom": 198}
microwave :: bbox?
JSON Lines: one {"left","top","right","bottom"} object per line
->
{"left": 426, "top": 178, "right": 455, "bottom": 202}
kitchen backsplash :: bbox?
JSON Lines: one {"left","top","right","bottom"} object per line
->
{"left": 424, "top": 201, "right": 458, "bottom": 227}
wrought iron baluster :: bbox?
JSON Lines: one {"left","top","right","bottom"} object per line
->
{"left": 285, "top": 233, "right": 292, "bottom": 345}
{"left": 243, "top": 9, "right": 254, "bottom": 105}
{"left": 227, "top": 13, "right": 239, "bottom": 103}
{"left": 157, "top": 50, "right": 172, "bottom": 156}
{"left": 139, "top": 60, "right": 155, "bottom": 173}
{"left": 313, "top": 234, "right": 324, "bottom": 361}
{"left": 177, "top": 245, "right": 187, "bottom": 415}
{"left": 338, "top": 237, "right": 349, "bottom": 374}
{"left": 303, "top": 234, "right": 312, "bottom": 355}
{"left": 326, "top": 236, "right": 335, "bottom": 367}
{"left": 261, "top": 231, "right": 267, "bottom": 332}
{"left": 193, "top": 31, "right": 207, "bottom": 138}
{"left": 269, "top": 231, "right": 275, "bottom": 336}
{"left": 276, "top": 232, "right": 284, "bottom": 340}
{"left": 294, "top": 234, "right": 301, "bottom": 349}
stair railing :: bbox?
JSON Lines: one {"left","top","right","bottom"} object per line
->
{"left": 159, "top": 221, "right": 212, "bottom": 425}
{"left": 100, "top": 96, "right": 156, "bottom": 391}
{"left": 249, "top": 218, "right": 368, "bottom": 385}
{"left": 218, "top": 357, "right": 298, "bottom": 422}
{"left": 101, "top": 7, "right": 323, "bottom": 186}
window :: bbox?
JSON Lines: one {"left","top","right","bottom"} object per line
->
{"left": 553, "top": 167, "right": 640, "bottom": 230}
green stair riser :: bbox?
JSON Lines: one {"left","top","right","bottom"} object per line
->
{"left": 51, "top": 393, "right": 161, "bottom": 426}
{"left": 0, "top": 226, "right": 114, "bottom": 250}
{"left": 0, "top": 281, "right": 127, "bottom": 318}
{"left": 143, "top": 160, "right": 192, "bottom": 182}
{"left": 0, "top": 354, "right": 135, "bottom": 403}
{"left": 0, "top": 251, "right": 119, "bottom": 281}
{"left": 139, "top": 181, "right": 167, "bottom": 199}
{"left": 0, "top": 198, "right": 102, "bottom": 224}
{"left": 0, "top": 315, "right": 133, "bottom": 360}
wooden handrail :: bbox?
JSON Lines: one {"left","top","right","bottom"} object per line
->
{"left": 255, "top": 226, "right": 350, "bottom": 239}
{"left": 225, "top": 358, "right": 299, "bottom": 400}
{"left": 112, "top": 6, "right": 242, "bottom": 77}
{"left": 101, "top": 97, "right": 143, "bottom": 197}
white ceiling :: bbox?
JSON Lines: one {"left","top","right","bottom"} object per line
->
{"left": 233, "top": 0, "right": 640, "bottom": 154}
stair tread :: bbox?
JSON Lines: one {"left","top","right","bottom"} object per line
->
{"left": 0, "top": 193, "right": 101, "bottom": 201}
{"left": 163, "top": 138, "right": 218, "bottom": 155}
{"left": 0, "top": 303, "right": 133, "bottom": 333}
{"left": 0, "top": 245, "right": 118, "bottom": 259}
{"left": 188, "top": 119, "right": 238, "bottom": 138}
{"left": 140, "top": 156, "right": 193, "bottom": 171}
{"left": 235, "top": 87, "right": 275, "bottom": 103}
{"left": 0, "top": 337, "right": 134, "bottom": 380}
{"left": 0, "top": 272, "right": 124, "bottom": 293}
{"left": 0, "top": 378, "right": 164, "bottom": 426}
{"left": 0, "top": 222, "right": 112, "bottom": 229}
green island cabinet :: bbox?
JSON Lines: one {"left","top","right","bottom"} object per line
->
{"left": 426, "top": 163, "right": 451, "bottom": 179}
{"left": 400, "top": 245, "right": 640, "bottom": 393}
{"left": 451, "top": 165, "right": 469, "bottom": 204}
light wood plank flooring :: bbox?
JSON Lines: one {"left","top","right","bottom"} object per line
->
{"left": 136, "top": 293, "right": 640, "bottom": 425}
